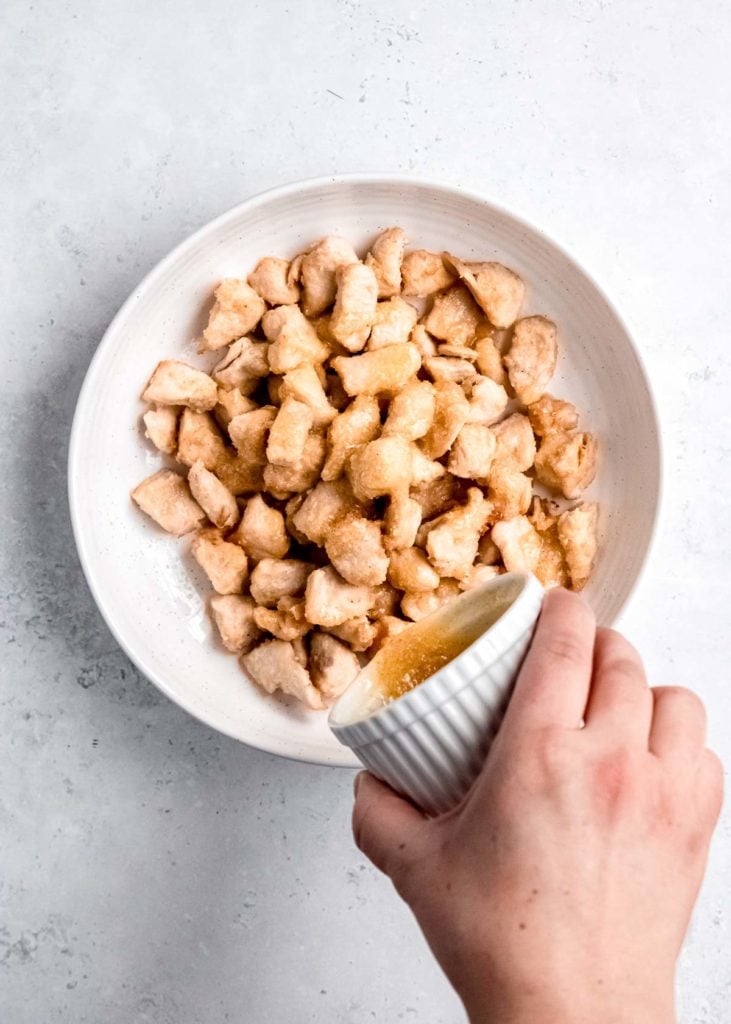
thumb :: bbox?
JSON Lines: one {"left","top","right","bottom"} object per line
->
{"left": 352, "top": 772, "right": 430, "bottom": 886}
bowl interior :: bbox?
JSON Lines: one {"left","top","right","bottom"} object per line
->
{"left": 69, "top": 176, "right": 660, "bottom": 765}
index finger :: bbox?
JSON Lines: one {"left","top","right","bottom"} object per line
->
{"left": 501, "top": 588, "right": 596, "bottom": 733}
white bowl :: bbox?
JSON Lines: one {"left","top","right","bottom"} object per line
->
{"left": 329, "top": 573, "right": 545, "bottom": 814}
{"left": 68, "top": 174, "right": 661, "bottom": 766}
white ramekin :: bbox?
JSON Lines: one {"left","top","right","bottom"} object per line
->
{"left": 329, "top": 573, "right": 544, "bottom": 815}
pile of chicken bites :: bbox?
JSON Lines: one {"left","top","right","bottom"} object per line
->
{"left": 132, "top": 229, "right": 599, "bottom": 711}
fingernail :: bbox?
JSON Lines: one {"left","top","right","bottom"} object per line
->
{"left": 354, "top": 771, "right": 365, "bottom": 796}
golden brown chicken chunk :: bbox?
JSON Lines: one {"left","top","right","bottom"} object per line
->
{"left": 368, "top": 297, "right": 418, "bottom": 349}
{"left": 442, "top": 255, "right": 525, "bottom": 329}
{"left": 401, "top": 250, "right": 457, "bottom": 297}
{"left": 231, "top": 494, "right": 290, "bottom": 560}
{"left": 299, "top": 235, "right": 360, "bottom": 318}
{"left": 401, "top": 579, "right": 461, "bottom": 622}
{"left": 262, "top": 305, "right": 330, "bottom": 373}
{"left": 188, "top": 460, "right": 239, "bottom": 530}
{"left": 248, "top": 558, "right": 313, "bottom": 607}
{"left": 280, "top": 364, "right": 337, "bottom": 428}
{"left": 131, "top": 470, "right": 205, "bottom": 536}
{"left": 527, "top": 394, "right": 579, "bottom": 437}
{"left": 330, "top": 262, "right": 379, "bottom": 353}
{"left": 365, "top": 227, "right": 407, "bottom": 298}
{"left": 212, "top": 337, "right": 269, "bottom": 392}
{"left": 425, "top": 488, "right": 490, "bottom": 580}
{"left": 447, "top": 423, "right": 496, "bottom": 480}
{"left": 192, "top": 529, "right": 249, "bottom": 595}
{"left": 491, "top": 413, "right": 536, "bottom": 473}
{"left": 491, "top": 516, "right": 542, "bottom": 574}
{"left": 142, "top": 360, "right": 217, "bottom": 412}
{"left": 201, "top": 279, "right": 267, "bottom": 352}
{"left": 332, "top": 343, "right": 422, "bottom": 397}
{"left": 424, "top": 284, "right": 483, "bottom": 347}
{"left": 382, "top": 379, "right": 436, "bottom": 441}
{"left": 247, "top": 257, "right": 301, "bottom": 306}
{"left": 242, "top": 638, "right": 323, "bottom": 710}
{"left": 388, "top": 547, "right": 440, "bottom": 592}
{"left": 304, "top": 566, "right": 376, "bottom": 628}
{"left": 266, "top": 397, "right": 314, "bottom": 467}
{"left": 325, "top": 514, "right": 389, "bottom": 587}
{"left": 420, "top": 379, "right": 470, "bottom": 459}
{"left": 504, "top": 316, "right": 558, "bottom": 405}
{"left": 558, "top": 502, "right": 599, "bottom": 590}
{"left": 209, "top": 594, "right": 262, "bottom": 653}
{"left": 309, "top": 632, "right": 361, "bottom": 703}
{"left": 534, "top": 431, "right": 598, "bottom": 499}
{"left": 142, "top": 405, "right": 179, "bottom": 455}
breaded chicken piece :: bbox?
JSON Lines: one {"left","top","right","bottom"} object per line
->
{"left": 368, "top": 297, "right": 418, "bottom": 349}
{"left": 309, "top": 632, "right": 361, "bottom": 704}
{"left": 370, "top": 615, "right": 410, "bottom": 652}
{"left": 300, "top": 236, "right": 360, "bottom": 318}
{"left": 253, "top": 598, "right": 311, "bottom": 642}
{"left": 491, "top": 516, "right": 542, "bottom": 574}
{"left": 213, "top": 387, "right": 257, "bottom": 430}
{"left": 535, "top": 431, "right": 598, "bottom": 499}
{"left": 201, "top": 279, "right": 267, "bottom": 352}
{"left": 409, "top": 473, "right": 463, "bottom": 519}
{"left": 212, "top": 337, "right": 269, "bottom": 392}
{"left": 142, "top": 360, "right": 217, "bottom": 412}
{"left": 383, "top": 492, "right": 422, "bottom": 552}
{"left": 280, "top": 364, "right": 337, "bottom": 428}
{"left": 325, "top": 514, "right": 389, "bottom": 586}
{"left": 527, "top": 394, "right": 579, "bottom": 437}
{"left": 401, "top": 249, "right": 457, "bottom": 297}
{"left": 266, "top": 397, "right": 314, "bottom": 467}
{"left": 474, "top": 328, "right": 506, "bottom": 384}
{"left": 247, "top": 256, "right": 301, "bottom": 306}
{"left": 248, "top": 558, "right": 313, "bottom": 607}
{"left": 438, "top": 343, "right": 478, "bottom": 362}
{"left": 365, "top": 227, "right": 407, "bottom": 298}
{"left": 425, "top": 487, "right": 490, "bottom": 580}
{"left": 262, "top": 305, "right": 330, "bottom": 374}
{"left": 290, "top": 479, "right": 356, "bottom": 546}
{"left": 142, "top": 405, "right": 179, "bottom": 455}
{"left": 192, "top": 529, "right": 249, "bottom": 595}
{"left": 131, "top": 469, "right": 205, "bottom": 536}
{"left": 188, "top": 460, "right": 240, "bottom": 530}
{"left": 504, "top": 316, "right": 558, "bottom": 405}
{"left": 401, "top": 579, "right": 461, "bottom": 622}
{"left": 477, "top": 532, "right": 501, "bottom": 566}
{"left": 329, "top": 262, "right": 379, "bottom": 353}
{"left": 176, "top": 410, "right": 230, "bottom": 472}
{"left": 486, "top": 463, "right": 532, "bottom": 520}
{"left": 322, "top": 394, "right": 381, "bottom": 482}
{"left": 227, "top": 407, "right": 277, "bottom": 463}
{"left": 424, "top": 284, "right": 483, "bottom": 347}
{"left": 420, "top": 379, "right": 470, "bottom": 459}
{"left": 209, "top": 594, "right": 262, "bottom": 654}
{"left": 230, "top": 494, "right": 290, "bottom": 560}
{"left": 388, "top": 547, "right": 440, "bottom": 592}
{"left": 382, "top": 379, "right": 436, "bottom": 441}
{"left": 263, "top": 434, "right": 327, "bottom": 497}
{"left": 327, "top": 616, "right": 379, "bottom": 652}
{"left": 409, "top": 323, "right": 438, "bottom": 359}
{"left": 368, "top": 582, "right": 401, "bottom": 618}
{"left": 491, "top": 413, "right": 536, "bottom": 473}
{"left": 424, "top": 356, "right": 478, "bottom": 384}
{"left": 447, "top": 423, "right": 496, "bottom": 480}
{"left": 242, "top": 638, "right": 323, "bottom": 710}
{"left": 442, "top": 255, "right": 525, "bottom": 329}
{"left": 458, "top": 564, "right": 502, "bottom": 591}
{"left": 304, "top": 566, "right": 376, "bottom": 628}
{"left": 332, "top": 342, "right": 421, "bottom": 397}
{"left": 463, "top": 375, "right": 509, "bottom": 425}
{"left": 348, "top": 436, "right": 443, "bottom": 502}
{"left": 558, "top": 502, "right": 599, "bottom": 591}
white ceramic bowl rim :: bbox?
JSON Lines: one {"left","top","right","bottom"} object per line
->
{"left": 67, "top": 173, "right": 663, "bottom": 762}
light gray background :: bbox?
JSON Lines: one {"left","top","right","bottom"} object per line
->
{"left": 2, "top": 1, "right": 729, "bottom": 1021}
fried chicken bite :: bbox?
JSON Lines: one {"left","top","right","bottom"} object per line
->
{"left": 558, "top": 502, "right": 599, "bottom": 590}
{"left": 425, "top": 487, "right": 490, "bottom": 580}
{"left": 242, "top": 638, "right": 324, "bottom": 710}
{"left": 142, "top": 405, "right": 179, "bottom": 455}
{"left": 266, "top": 397, "right": 314, "bottom": 467}
{"left": 442, "top": 255, "right": 525, "bottom": 329}
{"left": 131, "top": 469, "right": 205, "bottom": 536}
{"left": 212, "top": 337, "right": 270, "bottom": 392}
{"left": 309, "top": 632, "right": 361, "bottom": 704}
{"left": 263, "top": 434, "right": 327, "bottom": 497}
{"left": 300, "top": 235, "right": 360, "bottom": 318}
{"left": 247, "top": 256, "right": 301, "bottom": 306}
{"left": 447, "top": 423, "right": 496, "bottom": 480}
{"left": 401, "top": 579, "right": 461, "bottom": 622}
{"left": 192, "top": 529, "right": 249, "bottom": 595}
{"left": 324, "top": 514, "right": 389, "bottom": 587}
{"left": 458, "top": 564, "right": 502, "bottom": 591}
{"left": 322, "top": 394, "right": 381, "bottom": 481}
{"left": 504, "top": 315, "right": 558, "bottom": 405}
{"left": 304, "top": 566, "right": 376, "bottom": 628}
{"left": 290, "top": 478, "right": 357, "bottom": 546}
{"left": 420, "top": 379, "right": 470, "bottom": 459}
{"left": 534, "top": 431, "right": 598, "bottom": 499}
{"left": 383, "top": 492, "right": 422, "bottom": 552}
{"left": 424, "top": 356, "right": 478, "bottom": 384}
{"left": 463, "top": 375, "right": 509, "bottom": 425}
{"left": 228, "top": 407, "right": 277, "bottom": 463}
{"left": 388, "top": 547, "right": 440, "bottom": 592}
{"left": 201, "top": 279, "right": 267, "bottom": 352}
{"left": 188, "top": 460, "right": 239, "bottom": 531}
{"left": 368, "top": 297, "right": 418, "bottom": 349}
{"left": 382, "top": 378, "right": 436, "bottom": 441}
{"left": 330, "top": 262, "right": 379, "bottom": 353}
{"left": 401, "top": 249, "right": 457, "bottom": 297}
{"left": 280, "top": 363, "right": 337, "bottom": 428}
{"left": 332, "top": 342, "right": 421, "bottom": 397}
{"left": 142, "top": 360, "right": 217, "bottom": 412}
{"left": 327, "top": 616, "right": 379, "bottom": 652}
{"left": 527, "top": 393, "right": 579, "bottom": 437}
{"left": 424, "top": 283, "right": 483, "bottom": 346}
{"left": 230, "top": 493, "right": 290, "bottom": 560}
{"left": 262, "top": 305, "right": 330, "bottom": 373}
{"left": 209, "top": 594, "right": 262, "bottom": 654}
{"left": 486, "top": 462, "right": 533, "bottom": 519}
{"left": 490, "top": 516, "right": 542, "bottom": 574}
{"left": 248, "top": 558, "right": 313, "bottom": 607}
{"left": 253, "top": 598, "right": 311, "bottom": 642}
{"left": 409, "top": 323, "right": 438, "bottom": 359}
{"left": 213, "top": 387, "right": 257, "bottom": 430}
{"left": 365, "top": 227, "right": 407, "bottom": 298}
{"left": 474, "top": 327, "right": 506, "bottom": 384}
{"left": 491, "top": 412, "right": 536, "bottom": 473}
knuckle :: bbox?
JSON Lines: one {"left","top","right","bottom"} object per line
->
{"left": 530, "top": 725, "right": 577, "bottom": 780}
{"left": 537, "top": 632, "right": 587, "bottom": 666}
{"left": 658, "top": 685, "right": 707, "bottom": 721}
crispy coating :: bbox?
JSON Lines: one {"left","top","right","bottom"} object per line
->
{"left": 263, "top": 434, "right": 327, "bottom": 497}
{"left": 535, "top": 527, "right": 569, "bottom": 589}
{"left": 325, "top": 514, "right": 389, "bottom": 586}
{"left": 504, "top": 315, "right": 558, "bottom": 405}
{"left": 383, "top": 379, "right": 436, "bottom": 441}
{"left": 228, "top": 407, "right": 277, "bottom": 462}
{"left": 280, "top": 363, "right": 337, "bottom": 427}
{"left": 309, "top": 632, "right": 361, "bottom": 704}
{"left": 142, "top": 360, "right": 217, "bottom": 412}
{"left": 528, "top": 496, "right": 563, "bottom": 533}
{"left": 188, "top": 460, "right": 239, "bottom": 530}
{"left": 420, "top": 379, "right": 470, "bottom": 459}
{"left": 527, "top": 394, "right": 579, "bottom": 437}
{"left": 384, "top": 492, "right": 422, "bottom": 551}
{"left": 330, "top": 262, "right": 379, "bottom": 353}
{"left": 558, "top": 502, "right": 599, "bottom": 591}
{"left": 486, "top": 463, "right": 532, "bottom": 520}
{"left": 322, "top": 395, "right": 382, "bottom": 482}
{"left": 131, "top": 469, "right": 205, "bottom": 536}
{"left": 348, "top": 436, "right": 442, "bottom": 501}
{"left": 230, "top": 494, "right": 290, "bottom": 560}
{"left": 213, "top": 387, "right": 257, "bottom": 429}
{"left": 332, "top": 342, "right": 421, "bottom": 397}
{"left": 424, "top": 356, "right": 478, "bottom": 384}
{"left": 368, "top": 582, "right": 401, "bottom": 619}
{"left": 401, "top": 580, "right": 461, "bottom": 622}
{"left": 437, "top": 343, "right": 478, "bottom": 362}
{"left": 474, "top": 329, "right": 506, "bottom": 384}
{"left": 327, "top": 616, "right": 379, "bottom": 652}
{"left": 212, "top": 337, "right": 269, "bottom": 392}
{"left": 242, "top": 638, "right": 323, "bottom": 710}
{"left": 248, "top": 257, "right": 301, "bottom": 305}
{"left": 491, "top": 516, "right": 542, "bottom": 574}
{"left": 291, "top": 479, "right": 357, "bottom": 546}
{"left": 201, "top": 279, "right": 267, "bottom": 352}
{"left": 262, "top": 305, "right": 330, "bottom": 373}
{"left": 210, "top": 594, "right": 262, "bottom": 653}
{"left": 477, "top": 532, "right": 501, "bottom": 565}
{"left": 424, "top": 284, "right": 483, "bottom": 346}
{"left": 447, "top": 423, "right": 496, "bottom": 480}
{"left": 368, "top": 297, "right": 418, "bottom": 350}
{"left": 192, "top": 529, "right": 249, "bottom": 595}
{"left": 410, "top": 473, "right": 463, "bottom": 519}
{"left": 443, "top": 255, "right": 525, "bottom": 329}
{"left": 491, "top": 413, "right": 536, "bottom": 473}
{"left": 401, "top": 249, "right": 457, "bottom": 297}
{"left": 267, "top": 397, "right": 314, "bottom": 467}
{"left": 388, "top": 547, "right": 440, "bottom": 592}
{"left": 177, "top": 409, "right": 265, "bottom": 495}
{"left": 409, "top": 323, "right": 438, "bottom": 359}
{"left": 535, "top": 431, "right": 598, "bottom": 499}
{"left": 425, "top": 487, "right": 490, "bottom": 580}
{"left": 304, "top": 566, "right": 376, "bottom": 627}
{"left": 253, "top": 598, "right": 311, "bottom": 642}
{"left": 249, "top": 558, "right": 313, "bottom": 607}
{"left": 370, "top": 615, "right": 410, "bottom": 652}
{"left": 463, "top": 375, "right": 509, "bottom": 425}
{"left": 143, "top": 405, "right": 179, "bottom": 455}
{"left": 459, "top": 564, "right": 502, "bottom": 591}
{"left": 365, "top": 227, "right": 407, "bottom": 298}
{"left": 300, "top": 236, "right": 360, "bottom": 317}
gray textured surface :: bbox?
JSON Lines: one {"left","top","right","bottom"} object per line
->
{"left": 2, "top": 1, "right": 730, "bottom": 1021}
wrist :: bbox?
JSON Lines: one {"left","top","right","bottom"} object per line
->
{"left": 464, "top": 987, "right": 676, "bottom": 1024}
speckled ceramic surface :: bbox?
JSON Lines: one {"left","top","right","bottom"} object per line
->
{"left": 68, "top": 176, "right": 661, "bottom": 765}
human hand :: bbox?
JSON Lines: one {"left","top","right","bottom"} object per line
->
{"left": 352, "top": 590, "right": 723, "bottom": 1024}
